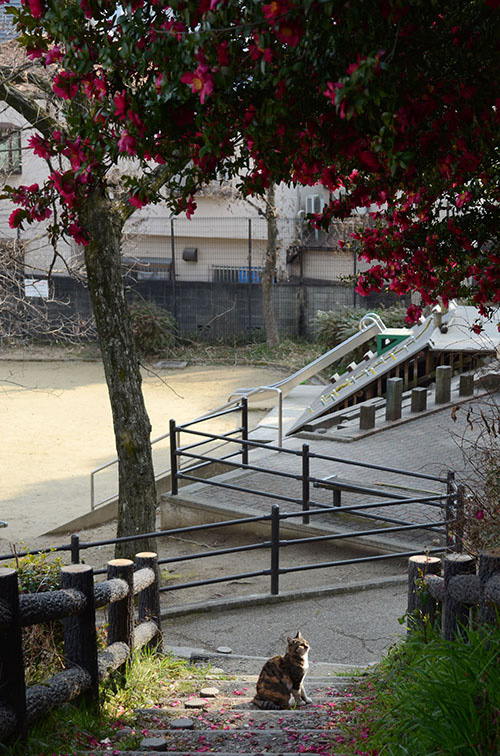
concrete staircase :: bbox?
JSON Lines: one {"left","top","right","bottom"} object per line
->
{"left": 76, "top": 655, "right": 363, "bottom": 755}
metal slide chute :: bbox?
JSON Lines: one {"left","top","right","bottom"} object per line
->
{"left": 228, "top": 314, "right": 385, "bottom": 407}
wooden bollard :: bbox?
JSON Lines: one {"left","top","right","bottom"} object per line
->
{"left": 359, "top": 403, "right": 376, "bottom": 431}
{"left": 479, "top": 551, "right": 500, "bottom": 627}
{"left": 135, "top": 552, "right": 162, "bottom": 652}
{"left": 411, "top": 387, "right": 427, "bottom": 413}
{"left": 435, "top": 365, "right": 452, "bottom": 404}
{"left": 407, "top": 555, "right": 441, "bottom": 633}
{"left": 442, "top": 553, "right": 476, "bottom": 641}
{"left": 386, "top": 377, "right": 403, "bottom": 422}
{"left": 61, "top": 564, "right": 99, "bottom": 708}
{"left": 0, "top": 567, "right": 26, "bottom": 741}
{"left": 107, "top": 559, "right": 134, "bottom": 650}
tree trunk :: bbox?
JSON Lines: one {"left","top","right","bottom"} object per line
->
{"left": 82, "top": 185, "right": 157, "bottom": 558}
{"left": 261, "top": 183, "right": 280, "bottom": 346}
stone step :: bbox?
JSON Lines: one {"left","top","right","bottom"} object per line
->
{"left": 134, "top": 724, "right": 342, "bottom": 753}
{"left": 138, "top": 704, "right": 341, "bottom": 730}
{"left": 78, "top": 752, "right": 337, "bottom": 756}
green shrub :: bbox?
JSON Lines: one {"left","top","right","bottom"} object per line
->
{"left": 8, "top": 550, "right": 66, "bottom": 684}
{"left": 344, "top": 621, "right": 500, "bottom": 755}
{"left": 128, "top": 300, "right": 177, "bottom": 356}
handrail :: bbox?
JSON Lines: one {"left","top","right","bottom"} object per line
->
{"left": 228, "top": 385, "right": 283, "bottom": 446}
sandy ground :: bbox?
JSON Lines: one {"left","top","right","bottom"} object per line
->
{"left": 0, "top": 356, "right": 285, "bottom": 546}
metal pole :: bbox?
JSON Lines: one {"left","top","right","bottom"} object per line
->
{"left": 70, "top": 533, "right": 80, "bottom": 564}
{"left": 270, "top": 504, "right": 280, "bottom": 595}
{"left": 446, "top": 470, "right": 455, "bottom": 550}
{"left": 170, "top": 418, "right": 178, "bottom": 495}
{"left": 302, "top": 443, "right": 310, "bottom": 525}
{"left": 170, "top": 218, "right": 178, "bottom": 323}
{"left": 248, "top": 218, "right": 252, "bottom": 338}
{"left": 241, "top": 397, "right": 249, "bottom": 466}
{"left": 277, "top": 389, "right": 283, "bottom": 448}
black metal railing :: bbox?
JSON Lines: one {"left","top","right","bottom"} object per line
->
{"left": 0, "top": 405, "right": 462, "bottom": 607}
{"left": 169, "top": 404, "right": 458, "bottom": 541}
{"left": 0, "top": 501, "right": 454, "bottom": 600}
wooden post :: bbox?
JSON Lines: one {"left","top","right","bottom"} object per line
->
{"left": 359, "top": 403, "right": 376, "bottom": 430}
{"left": 386, "top": 377, "right": 403, "bottom": 422}
{"left": 135, "top": 553, "right": 162, "bottom": 652}
{"left": 411, "top": 387, "right": 427, "bottom": 413}
{"left": 442, "top": 553, "right": 476, "bottom": 641}
{"left": 435, "top": 365, "right": 452, "bottom": 404}
{"left": 407, "top": 555, "right": 441, "bottom": 633}
{"left": 478, "top": 551, "right": 500, "bottom": 628}
{"left": 107, "top": 559, "right": 134, "bottom": 650}
{"left": 0, "top": 567, "right": 26, "bottom": 741}
{"left": 61, "top": 564, "right": 99, "bottom": 708}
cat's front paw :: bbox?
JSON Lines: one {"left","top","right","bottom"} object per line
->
{"left": 302, "top": 696, "right": 313, "bottom": 705}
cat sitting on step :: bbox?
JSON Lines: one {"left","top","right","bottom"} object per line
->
{"left": 252, "top": 631, "right": 312, "bottom": 710}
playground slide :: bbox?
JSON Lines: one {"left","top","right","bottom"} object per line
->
{"left": 227, "top": 317, "right": 384, "bottom": 407}
{"left": 287, "top": 309, "right": 439, "bottom": 434}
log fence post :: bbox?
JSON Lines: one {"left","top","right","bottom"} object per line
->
{"left": 135, "top": 552, "right": 162, "bottom": 652}
{"left": 61, "top": 564, "right": 99, "bottom": 708}
{"left": 107, "top": 559, "right": 134, "bottom": 652}
{"left": 442, "top": 553, "right": 476, "bottom": 641}
{"left": 479, "top": 551, "right": 500, "bottom": 628}
{"left": 407, "top": 555, "right": 441, "bottom": 633}
{"left": 0, "top": 567, "right": 26, "bottom": 742}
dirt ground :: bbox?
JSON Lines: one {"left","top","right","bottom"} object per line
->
{"left": 0, "top": 349, "right": 285, "bottom": 547}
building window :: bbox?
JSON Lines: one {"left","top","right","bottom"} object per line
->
{"left": 0, "top": 124, "right": 22, "bottom": 174}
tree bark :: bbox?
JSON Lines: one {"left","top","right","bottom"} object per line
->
{"left": 82, "top": 185, "right": 157, "bottom": 557}
{"left": 261, "top": 183, "right": 280, "bottom": 347}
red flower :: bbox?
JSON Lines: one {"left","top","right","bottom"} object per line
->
{"left": 475, "top": 509, "right": 484, "bottom": 520}
{"left": 68, "top": 222, "right": 89, "bottom": 246}
{"left": 129, "top": 194, "right": 148, "bottom": 208}
{"left": 181, "top": 64, "right": 214, "bottom": 104}
{"left": 276, "top": 22, "right": 303, "bottom": 46}
{"left": 471, "top": 322, "right": 483, "bottom": 335}
{"left": 28, "top": 134, "right": 51, "bottom": 160}
{"left": 8, "top": 208, "right": 26, "bottom": 229}
{"left": 114, "top": 91, "right": 128, "bottom": 120}
{"left": 53, "top": 71, "right": 79, "bottom": 100}
{"left": 117, "top": 131, "right": 137, "bottom": 156}
{"left": 26, "top": 0, "right": 44, "bottom": 18}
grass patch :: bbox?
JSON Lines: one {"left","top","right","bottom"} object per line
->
{"left": 2, "top": 649, "right": 215, "bottom": 756}
{"left": 339, "top": 621, "right": 500, "bottom": 756}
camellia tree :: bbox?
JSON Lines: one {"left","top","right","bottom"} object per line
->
{"left": 1, "top": 0, "right": 499, "bottom": 551}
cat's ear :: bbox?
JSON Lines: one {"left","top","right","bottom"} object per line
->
{"left": 287, "top": 636, "right": 293, "bottom": 644}
{"left": 295, "top": 631, "right": 303, "bottom": 639}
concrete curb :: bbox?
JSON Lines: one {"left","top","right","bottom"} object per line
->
{"left": 161, "top": 573, "right": 408, "bottom": 620}
{"left": 162, "top": 645, "right": 371, "bottom": 674}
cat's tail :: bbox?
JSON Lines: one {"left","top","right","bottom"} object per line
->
{"left": 252, "top": 697, "right": 283, "bottom": 710}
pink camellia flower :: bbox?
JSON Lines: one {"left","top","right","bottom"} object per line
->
{"left": 53, "top": 71, "right": 79, "bottom": 100}
{"left": 181, "top": 64, "right": 214, "bottom": 104}
{"left": 129, "top": 194, "right": 148, "bottom": 208}
{"left": 25, "top": 0, "right": 44, "bottom": 18}
{"left": 28, "top": 134, "right": 51, "bottom": 160}
{"left": 276, "top": 21, "right": 303, "bottom": 47}
{"left": 8, "top": 208, "right": 26, "bottom": 229}
{"left": 49, "top": 171, "right": 77, "bottom": 207}
{"left": 114, "top": 90, "right": 128, "bottom": 120}
{"left": 45, "top": 46, "right": 62, "bottom": 65}
{"left": 476, "top": 509, "right": 485, "bottom": 520}
{"left": 68, "top": 222, "right": 89, "bottom": 246}
{"left": 117, "top": 131, "right": 137, "bottom": 156}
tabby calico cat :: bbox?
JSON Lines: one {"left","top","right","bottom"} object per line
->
{"left": 252, "top": 631, "right": 312, "bottom": 710}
